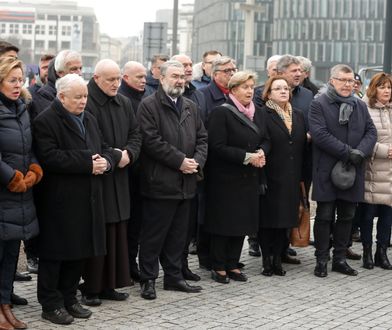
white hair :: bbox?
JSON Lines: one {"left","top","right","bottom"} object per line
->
{"left": 56, "top": 73, "right": 86, "bottom": 96}
{"left": 54, "top": 50, "right": 82, "bottom": 73}
{"left": 266, "top": 55, "right": 282, "bottom": 70}
{"left": 297, "top": 56, "right": 312, "bottom": 72}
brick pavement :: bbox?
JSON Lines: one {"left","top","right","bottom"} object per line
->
{"left": 13, "top": 223, "right": 392, "bottom": 330}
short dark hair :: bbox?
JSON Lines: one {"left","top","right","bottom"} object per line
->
{"left": 151, "top": 54, "right": 169, "bottom": 65}
{"left": 202, "top": 50, "right": 222, "bottom": 61}
{"left": 0, "top": 41, "right": 19, "bottom": 56}
{"left": 40, "top": 54, "right": 55, "bottom": 62}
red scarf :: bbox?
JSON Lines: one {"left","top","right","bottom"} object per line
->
{"left": 215, "top": 81, "right": 230, "bottom": 95}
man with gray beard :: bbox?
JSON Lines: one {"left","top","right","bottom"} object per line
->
{"left": 137, "top": 61, "right": 208, "bottom": 300}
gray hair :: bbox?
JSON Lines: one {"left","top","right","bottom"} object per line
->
{"left": 276, "top": 54, "right": 301, "bottom": 73}
{"left": 160, "top": 60, "right": 184, "bottom": 76}
{"left": 54, "top": 50, "right": 82, "bottom": 73}
{"left": 330, "top": 64, "right": 353, "bottom": 78}
{"left": 211, "top": 56, "right": 236, "bottom": 75}
{"left": 297, "top": 56, "right": 312, "bottom": 72}
{"left": 266, "top": 55, "right": 282, "bottom": 70}
{"left": 56, "top": 73, "right": 86, "bottom": 96}
{"left": 228, "top": 71, "right": 257, "bottom": 90}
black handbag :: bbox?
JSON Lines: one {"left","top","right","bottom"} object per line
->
{"left": 330, "top": 160, "right": 356, "bottom": 190}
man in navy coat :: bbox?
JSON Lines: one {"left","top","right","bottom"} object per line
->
{"left": 309, "top": 64, "right": 377, "bottom": 278}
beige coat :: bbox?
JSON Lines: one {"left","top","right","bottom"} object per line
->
{"left": 363, "top": 95, "right": 392, "bottom": 206}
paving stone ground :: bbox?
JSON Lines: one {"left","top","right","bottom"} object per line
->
{"left": 13, "top": 219, "right": 392, "bottom": 329}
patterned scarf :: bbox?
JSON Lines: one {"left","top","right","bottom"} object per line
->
{"left": 228, "top": 94, "right": 255, "bottom": 121}
{"left": 266, "top": 99, "right": 293, "bottom": 133}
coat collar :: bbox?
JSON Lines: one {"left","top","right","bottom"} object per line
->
{"left": 265, "top": 104, "right": 298, "bottom": 137}
{"left": 88, "top": 78, "right": 121, "bottom": 106}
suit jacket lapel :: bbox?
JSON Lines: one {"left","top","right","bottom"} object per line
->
{"left": 267, "top": 107, "right": 291, "bottom": 137}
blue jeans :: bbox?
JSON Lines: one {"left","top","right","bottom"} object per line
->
{"left": 0, "top": 239, "right": 20, "bottom": 304}
{"left": 360, "top": 203, "right": 392, "bottom": 248}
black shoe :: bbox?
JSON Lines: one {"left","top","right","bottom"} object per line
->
{"left": 314, "top": 262, "right": 328, "bottom": 277}
{"left": 346, "top": 248, "right": 361, "bottom": 260}
{"left": 273, "top": 256, "right": 286, "bottom": 276}
{"left": 130, "top": 264, "right": 141, "bottom": 282}
{"left": 261, "top": 256, "right": 273, "bottom": 276}
{"left": 99, "top": 289, "right": 129, "bottom": 301}
{"left": 140, "top": 280, "right": 156, "bottom": 300}
{"left": 42, "top": 308, "right": 74, "bottom": 325}
{"left": 10, "top": 292, "right": 28, "bottom": 306}
{"left": 237, "top": 262, "right": 245, "bottom": 269}
{"left": 211, "top": 270, "right": 230, "bottom": 284}
{"left": 227, "top": 271, "right": 248, "bottom": 282}
{"left": 182, "top": 267, "right": 201, "bottom": 281}
{"left": 374, "top": 246, "right": 392, "bottom": 270}
{"left": 287, "top": 247, "right": 297, "bottom": 256}
{"left": 164, "top": 280, "right": 202, "bottom": 292}
{"left": 281, "top": 254, "right": 301, "bottom": 264}
{"left": 14, "top": 271, "right": 32, "bottom": 282}
{"left": 362, "top": 245, "right": 374, "bottom": 269}
{"left": 332, "top": 260, "right": 358, "bottom": 276}
{"left": 66, "top": 303, "right": 92, "bottom": 319}
{"left": 26, "top": 257, "right": 39, "bottom": 274}
{"left": 81, "top": 294, "right": 101, "bottom": 306}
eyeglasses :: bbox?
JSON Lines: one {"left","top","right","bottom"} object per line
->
{"left": 5, "top": 78, "right": 25, "bottom": 86}
{"left": 217, "top": 68, "right": 238, "bottom": 74}
{"left": 332, "top": 77, "right": 355, "bottom": 85}
{"left": 271, "top": 87, "right": 290, "bottom": 92}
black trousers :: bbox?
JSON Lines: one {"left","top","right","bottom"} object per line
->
{"left": 24, "top": 237, "right": 39, "bottom": 260}
{"left": 128, "top": 196, "right": 142, "bottom": 270}
{"left": 139, "top": 198, "right": 190, "bottom": 284}
{"left": 259, "top": 228, "right": 286, "bottom": 258}
{"left": 210, "top": 235, "right": 244, "bottom": 271}
{"left": 37, "top": 258, "right": 83, "bottom": 312}
{"left": 314, "top": 200, "right": 356, "bottom": 262}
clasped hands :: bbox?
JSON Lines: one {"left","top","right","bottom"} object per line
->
{"left": 115, "top": 148, "right": 131, "bottom": 168}
{"left": 249, "top": 149, "right": 266, "bottom": 168}
{"left": 92, "top": 154, "right": 109, "bottom": 175}
{"left": 180, "top": 158, "right": 199, "bottom": 174}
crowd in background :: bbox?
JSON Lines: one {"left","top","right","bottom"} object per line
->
{"left": 0, "top": 39, "right": 391, "bottom": 328}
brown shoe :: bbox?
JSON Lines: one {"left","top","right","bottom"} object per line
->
{"left": 1, "top": 304, "right": 27, "bottom": 329}
{"left": 346, "top": 248, "right": 361, "bottom": 260}
{"left": 0, "top": 305, "right": 13, "bottom": 330}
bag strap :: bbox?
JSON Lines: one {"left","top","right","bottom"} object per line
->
{"left": 300, "top": 181, "right": 309, "bottom": 210}
{"left": 221, "top": 103, "right": 260, "bottom": 135}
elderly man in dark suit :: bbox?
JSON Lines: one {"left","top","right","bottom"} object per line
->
{"left": 137, "top": 60, "right": 208, "bottom": 300}
{"left": 309, "top": 64, "right": 377, "bottom": 278}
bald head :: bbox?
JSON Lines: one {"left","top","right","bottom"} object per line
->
{"left": 122, "top": 61, "right": 147, "bottom": 91}
{"left": 94, "top": 59, "right": 121, "bottom": 96}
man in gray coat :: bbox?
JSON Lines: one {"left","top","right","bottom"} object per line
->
{"left": 137, "top": 61, "right": 208, "bottom": 300}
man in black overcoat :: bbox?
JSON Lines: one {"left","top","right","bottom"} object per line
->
{"left": 137, "top": 60, "right": 208, "bottom": 300}
{"left": 81, "top": 59, "right": 142, "bottom": 306}
{"left": 309, "top": 64, "right": 377, "bottom": 278}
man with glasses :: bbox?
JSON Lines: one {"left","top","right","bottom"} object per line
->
{"left": 192, "top": 50, "right": 222, "bottom": 89}
{"left": 137, "top": 61, "right": 207, "bottom": 300}
{"left": 309, "top": 64, "right": 376, "bottom": 278}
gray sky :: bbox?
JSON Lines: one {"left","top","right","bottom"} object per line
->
{"left": 79, "top": 0, "right": 175, "bottom": 38}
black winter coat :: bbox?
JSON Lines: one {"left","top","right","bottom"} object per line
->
{"left": 309, "top": 94, "right": 377, "bottom": 202}
{"left": 137, "top": 85, "right": 208, "bottom": 199}
{"left": 199, "top": 80, "right": 227, "bottom": 127}
{"left": 144, "top": 71, "right": 159, "bottom": 98}
{"left": 205, "top": 101, "right": 270, "bottom": 236}
{"left": 0, "top": 94, "right": 39, "bottom": 241}
{"left": 86, "top": 78, "right": 141, "bottom": 223}
{"left": 33, "top": 99, "right": 113, "bottom": 260}
{"left": 260, "top": 105, "right": 307, "bottom": 229}
{"left": 118, "top": 80, "right": 145, "bottom": 114}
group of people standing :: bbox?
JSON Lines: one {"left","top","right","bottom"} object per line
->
{"left": 0, "top": 39, "right": 391, "bottom": 329}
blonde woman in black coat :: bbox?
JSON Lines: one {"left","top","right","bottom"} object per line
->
{"left": 205, "top": 71, "right": 270, "bottom": 284}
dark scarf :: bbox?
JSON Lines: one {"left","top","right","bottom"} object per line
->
{"left": 326, "top": 83, "right": 357, "bottom": 125}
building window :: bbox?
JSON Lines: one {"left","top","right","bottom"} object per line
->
{"left": 60, "top": 15, "right": 71, "bottom": 21}
{"left": 47, "top": 15, "right": 57, "bottom": 21}
{"left": 35, "top": 40, "right": 44, "bottom": 48}
{"left": 61, "top": 25, "right": 71, "bottom": 36}
{"left": 22, "top": 24, "right": 32, "bottom": 34}
{"left": 9, "top": 23, "right": 19, "bottom": 34}
{"left": 22, "top": 39, "right": 31, "bottom": 48}
{"left": 48, "top": 40, "right": 57, "bottom": 49}
{"left": 72, "top": 16, "right": 79, "bottom": 21}
{"left": 61, "top": 41, "right": 70, "bottom": 49}
{"left": 35, "top": 25, "right": 45, "bottom": 35}
{"left": 37, "top": 14, "right": 45, "bottom": 19}
{"left": 49, "top": 25, "right": 57, "bottom": 35}
{"left": 0, "top": 23, "right": 6, "bottom": 34}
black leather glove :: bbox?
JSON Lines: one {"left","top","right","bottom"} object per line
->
{"left": 348, "top": 149, "right": 365, "bottom": 165}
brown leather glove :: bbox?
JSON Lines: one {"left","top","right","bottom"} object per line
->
{"left": 24, "top": 171, "right": 37, "bottom": 189}
{"left": 7, "top": 170, "right": 27, "bottom": 193}
{"left": 29, "top": 163, "right": 43, "bottom": 184}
